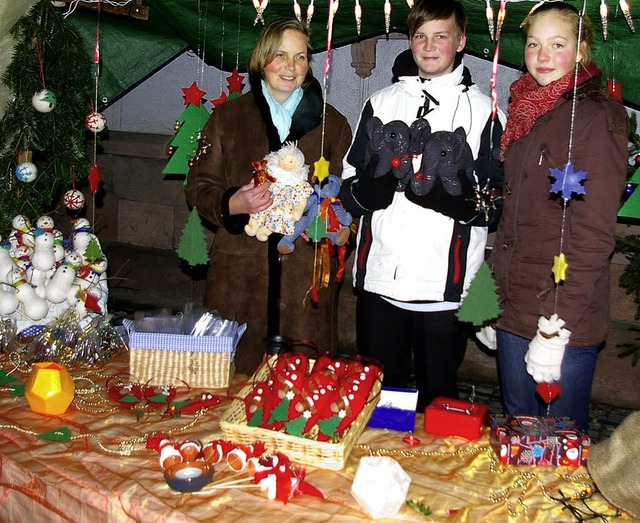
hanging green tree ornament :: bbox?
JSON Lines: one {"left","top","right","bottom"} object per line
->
{"left": 0, "top": 0, "right": 92, "bottom": 235}
{"left": 456, "top": 260, "right": 501, "bottom": 326}
{"left": 162, "top": 82, "right": 210, "bottom": 178}
{"left": 176, "top": 208, "right": 210, "bottom": 267}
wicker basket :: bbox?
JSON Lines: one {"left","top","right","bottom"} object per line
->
{"left": 125, "top": 319, "right": 245, "bottom": 389}
{"left": 130, "top": 349, "right": 235, "bottom": 389}
{"left": 220, "top": 356, "right": 382, "bottom": 470}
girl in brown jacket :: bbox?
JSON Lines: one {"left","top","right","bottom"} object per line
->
{"left": 185, "top": 19, "right": 352, "bottom": 375}
{"left": 488, "top": 3, "right": 627, "bottom": 429}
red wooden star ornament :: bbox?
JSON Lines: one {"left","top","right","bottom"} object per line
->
{"left": 226, "top": 67, "right": 245, "bottom": 94}
{"left": 211, "top": 91, "right": 228, "bottom": 107}
{"left": 181, "top": 81, "right": 206, "bottom": 107}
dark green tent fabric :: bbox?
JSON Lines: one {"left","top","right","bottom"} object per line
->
{"left": 67, "top": 1, "right": 639, "bottom": 108}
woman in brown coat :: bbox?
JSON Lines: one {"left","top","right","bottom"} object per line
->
{"left": 487, "top": 3, "right": 627, "bottom": 429}
{"left": 185, "top": 19, "right": 352, "bottom": 375}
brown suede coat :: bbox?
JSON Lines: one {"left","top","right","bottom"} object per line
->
{"left": 185, "top": 76, "right": 352, "bottom": 374}
{"left": 490, "top": 78, "right": 627, "bottom": 345}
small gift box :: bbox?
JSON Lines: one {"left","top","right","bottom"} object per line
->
{"left": 489, "top": 415, "right": 591, "bottom": 466}
{"left": 423, "top": 396, "right": 489, "bottom": 440}
{"left": 367, "top": 387, "right": 418, "bottom": 433}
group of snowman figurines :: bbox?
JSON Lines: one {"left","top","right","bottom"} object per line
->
{"left": 0, "top": 214, "right": 108, "bottom": 334}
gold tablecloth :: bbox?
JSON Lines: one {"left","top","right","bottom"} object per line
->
{"left": 0, "top": 353, "right": 620, "bottom": 522}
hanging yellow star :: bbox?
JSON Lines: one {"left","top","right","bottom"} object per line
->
{"left": 552, "top": 253, "right": 568, "bottom": 283}
{"left": 313, "top": 156, "right": 330, "bottom": 182}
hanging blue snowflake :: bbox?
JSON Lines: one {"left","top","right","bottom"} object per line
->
{"left": 549, "top": 161, "right": 588, "bottom": 202}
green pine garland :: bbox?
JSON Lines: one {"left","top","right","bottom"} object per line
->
{"left": 0, "top": 0, "right": 92, "bottom": 236}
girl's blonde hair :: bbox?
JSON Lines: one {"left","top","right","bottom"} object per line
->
{"left": 521, "top": 2, "right": 595, "bottom": 64}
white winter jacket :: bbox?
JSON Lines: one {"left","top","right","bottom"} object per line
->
{"left": 341, "top": 63, "right": 504, "bottom": 303}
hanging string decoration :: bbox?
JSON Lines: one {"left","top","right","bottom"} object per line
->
{"left": 354, "top": 0, "right": 362, "bottom": 36}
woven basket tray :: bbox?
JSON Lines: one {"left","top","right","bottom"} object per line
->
{"left": 220, "top": 356, "right": 382, "bottom": 470}
{"left": 130, "top": 349, "right": 234, "bottom": 389}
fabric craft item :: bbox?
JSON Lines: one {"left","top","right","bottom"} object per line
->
{"left": 500, "top": 62, "right": 602, "bottom": 160}
{"left": 261, "top": 81, "right": 303, "bottom": 142}
{"left": 525, "top": 314, "right": 571, "bottom": 384}
{"left": 587, "top": 411, "right": 640, "bottom": 519}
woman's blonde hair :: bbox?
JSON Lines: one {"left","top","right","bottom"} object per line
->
{"left": 248, "top": 18, "right": 313, "bottom": 85}
{"left": 521, "top": 2, "right": 595, "bottom": 64}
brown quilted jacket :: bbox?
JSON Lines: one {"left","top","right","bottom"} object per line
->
{"left": 490, "top": 77, "right": 627, "bottom": 345}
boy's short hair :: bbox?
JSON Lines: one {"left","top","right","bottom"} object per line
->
{"left": 407, "top": 0, "right": 467, "bottom": 39}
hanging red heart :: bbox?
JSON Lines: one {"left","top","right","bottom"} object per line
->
{"left": 536, "top": 382, "right": 561, "bottom": 404}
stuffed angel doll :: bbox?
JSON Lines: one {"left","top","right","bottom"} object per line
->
{"left": 245, "top": 142, "right": 314, "bottom": 241}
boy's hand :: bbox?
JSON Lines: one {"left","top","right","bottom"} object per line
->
{"left": 405, "top": 171, "right": 477, "bottom": 222}
{"left": 350, "top": 155, "right": 398, "bottom": 212}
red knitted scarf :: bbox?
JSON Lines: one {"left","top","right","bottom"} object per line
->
{"left": 500, "top": 62, "right": 601, "bottom": 160}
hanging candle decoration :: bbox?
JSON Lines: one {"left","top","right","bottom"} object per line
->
{"left": 293, "top": 0, "right": 302, "bottom": 21}
{"left": 619, "top": 0, "right": 635, "bottom": 32}
{"left": 31, "top": 89, "right": 57, "bottom": 113}
{"left": 15, "top": 161, "right": 38, "bottom": 183}
{"left": 306, "top": 0, "right": 315, "bottom": 27}
{"left": 354, "top": 0, "right": 362, "bottom": 35}
{"left": 253, "top": 0, "right": 269, "bottom": 25}
{"left": 486, "top": 0, "right": 495, "bottom": 41}
{"left": 63, "top": 188, "right": 85, "bottom": 211}
{"left": 496, "top": 0, "right": 507, "bottom": 42}
{"left": 384, "top": 0, "right": 392, "bottom": 34}
{"left": 600, "top": 0, "right": 608, "bottom": 40}
{"left": 85, "top": 111, "right": 107, "bottom": 133}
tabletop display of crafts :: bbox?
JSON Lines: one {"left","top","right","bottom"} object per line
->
{"left": 0, "top": 214, "right": 120, "bottom": 366}
{"left": 220, "top": 353, "right": 383, "bottom": 470}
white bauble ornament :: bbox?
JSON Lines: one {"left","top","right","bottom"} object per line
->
{"left": 15, "top": 162, "right": 38, "bottom": 183}
{"left": 63, "top": 189, "right": 85, "bottom": 210}
{"left": 31, "top": 89, "right": 57, "bottom": 113}
{"left": 85, "top": 112, "right": 107, "bottom": 133}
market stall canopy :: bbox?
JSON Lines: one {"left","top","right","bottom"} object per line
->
{"left": 4, "top": 1, "right": 640, "bottom": 108}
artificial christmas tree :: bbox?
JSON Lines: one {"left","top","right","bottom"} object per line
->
{"left": 0, "top": 0, "right": 93, "bottom": 236}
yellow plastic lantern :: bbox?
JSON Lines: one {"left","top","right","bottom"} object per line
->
{"left": 25, "top": 362, "right": 75, "bottom": 415}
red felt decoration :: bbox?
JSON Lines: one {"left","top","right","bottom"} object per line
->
{"left": 211, "top": 91, "right": 228, "bottom": 107}
{"left": 181, "top": 81, "right": 206, "bottom": 107}
{"left": 226, "top": 67, "right": 245, "bottom": 94}
{"left": 88, "top": 164, "right": 102, "bottom": 193}
{"left": 536, "top": 382, "right": 561, "bottom": 404}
